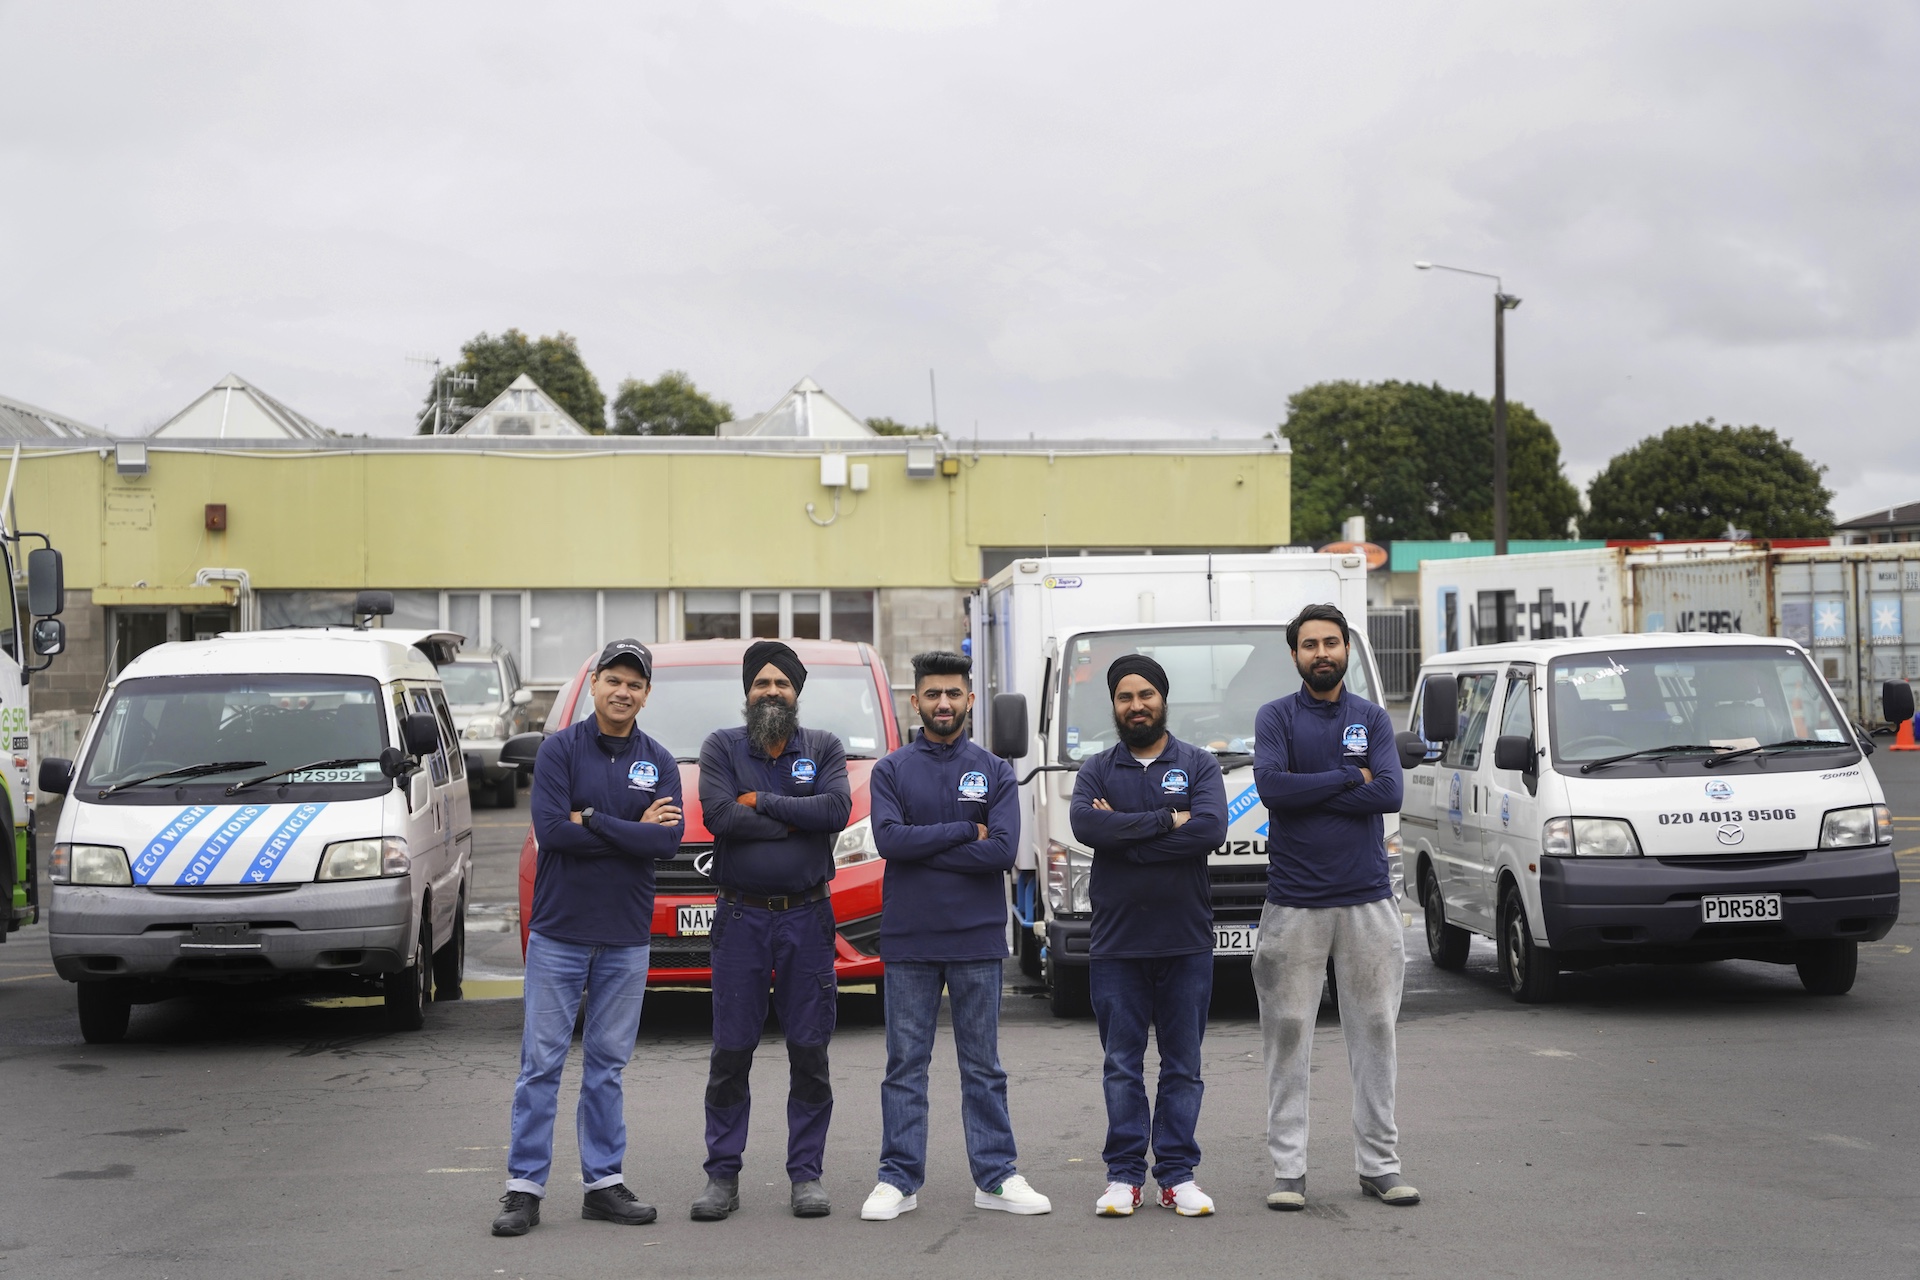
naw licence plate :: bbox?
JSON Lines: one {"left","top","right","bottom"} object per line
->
{"left": 1701, "top": 894, "right": 1783, "bottom": 924}
{"left": 677, "top": 904, "right": 715, "bottom": 937}
{"left": 1213, "top": 925, "right": 1257, "bottom": 956}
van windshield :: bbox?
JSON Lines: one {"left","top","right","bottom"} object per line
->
{"left": 575, "top": 665, "right": 889, "bottom": 759}
{"left": 438, "top": 662, "right": 504, "bottom": 706}
{"left": 1547, "top": 646, "right": 1850, "bottom": 764}
{"left": 80, "top": 674, "right": 389, "bottom": 793}
{"left": 1059, "top": 626, "right": 1374, "bottom": 762}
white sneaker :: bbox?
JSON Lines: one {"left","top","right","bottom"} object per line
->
{"left": 860, "top": 1182, "right": 917, "bottom": 1221}
{"left": 1158, "top": 1181, "right": 1215, "bottom": 1217}
{"left": 974, "top": 1174, "right": 1051, "bottom": 1215}
{"left": 1095, "top": 1181, "right": 1141, "bottom": 1217}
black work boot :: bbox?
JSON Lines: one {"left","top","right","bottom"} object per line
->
{"left": 491, "top": 1190, "right": 541, "bottom": 1236}
{"left": 691, "top": 1175, "right": 740, "bottom": 1221}
{"left": 791, "top": 1179, "right": 831, "bottom": 1218}
{"left": 582, "top": 1183, "right": 658, "bottom": 1225}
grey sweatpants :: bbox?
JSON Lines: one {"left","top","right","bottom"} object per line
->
{"left": 1250, "top": 897, "right": 1405, "bottom": 1178}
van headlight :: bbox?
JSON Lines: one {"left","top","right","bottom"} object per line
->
{"left": 1385, "top": 828, "right": 1406, "bottom": 898}
{"left": 1542, "top": 817, "right": 1641, "bottom": 858}
{"left": 50, "top": 843, "right": 132, "bottom": 886}
{"left": 1819, "top": 805, "right": 1890, "bottom": 849}
{"left": 317, "top": 837, "right": 412, "bottom": 881}
{"left": 832, "top": 818, "right": 878, "bottom": 868}
{"left": 1044, "top": 840, "right": 1092, "bottom": 914}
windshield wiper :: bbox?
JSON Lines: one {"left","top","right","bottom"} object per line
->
{"left": 99, "top": 760, "right": 267, "bottom": 799}
{"left": 225, "top": 756, "right": 381, "bottom": 794}
{"left": 1702, "top": 738, "right": 1849, "bottom": 768}
{"left": 1578, "top": 744, "right": 1727, "bottom": 775}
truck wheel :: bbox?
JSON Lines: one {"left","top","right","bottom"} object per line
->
{"left": 1422, "top": 867, "right": 1470, "bottom": 971}
{"left": 77, "top": 983, "right": 132, "bottom": 1044}
{"left": 384, "top": 920, "right": 433, "bottom": 1031}
{"left": 1498, "top": 883, "right": 1557, "bottom": 1004}
{"left": 1796, "top": 940, "right": 1857, "bottom": 996}
{"left": 493, "top": 772, "right": 517, "bottom": 809}
{"left": 433, "top": 895, "right": 466, "bottom": 1001}
{"left": 1045, "top": 955, "right": 1092, "bottom": 1018}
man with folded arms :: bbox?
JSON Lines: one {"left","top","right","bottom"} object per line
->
{"left": 859, "top": 651, "right": 1051, "bottom": 1222}
{"left": 692, "top": 640, "right": 852, "bottom": 1221}
{"left": 1069, "top": 654, "right": 1228, "bottom": 1219}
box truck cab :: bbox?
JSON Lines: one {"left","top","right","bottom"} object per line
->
{"left": 1398, "top": 633, "right": 1906, "bottom": 1002}
{"left": 39, "top": 611, "right": 474, "bottom": 1043}
{"left": 971, "top": 553, "right": 1398, "bottom": 1016}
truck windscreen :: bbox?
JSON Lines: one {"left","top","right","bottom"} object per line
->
{"left": 1547, "top": 646, "right": 1849, "bottom": 763}
{"left": 1058, "top": 626, "right": 1373, "bottom": 762}
{"left": 575, "top": 665, "right": 889, "bottom": 759}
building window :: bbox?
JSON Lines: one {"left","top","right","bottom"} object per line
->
{"left": 684, "top": 590, "right": 743, "bottom": 641}
{"left": 832, "top": 590, "right": 875, "bottom": 645}
{"left": 673, "top": 589, "right": 875, "bottom": 645}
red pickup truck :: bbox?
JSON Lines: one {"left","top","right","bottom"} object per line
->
{"left": 514, "top": 638, "right": 899, "bottom": 987}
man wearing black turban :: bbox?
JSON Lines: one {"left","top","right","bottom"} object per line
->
{"left": 692, "top": 639, "right": 852, "bottom": 1222}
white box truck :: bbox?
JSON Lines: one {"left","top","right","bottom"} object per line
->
{"left": 968, "top": 553, "right": 1400, "bottom": 1015}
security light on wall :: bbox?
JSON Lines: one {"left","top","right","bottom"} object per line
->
{"left": 905, "top": 443, "right": 937, "bottom": 478}
{"left": 115, "top": 441, "right": 148, "bottom": 477}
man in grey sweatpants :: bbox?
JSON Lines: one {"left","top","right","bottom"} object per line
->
{"left": 1249, "top": 603, "right": 1417, "bottom": 1210}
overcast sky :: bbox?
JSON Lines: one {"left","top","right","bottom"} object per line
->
{"left": 2, "top": 1, "right": 1914, "bottom": 520}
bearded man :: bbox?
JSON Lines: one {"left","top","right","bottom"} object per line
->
{"left": 692, "top": 640, "right": 852, "bottom": 1222}
{"left": 1068, "top": 653, "right": 1227, "bottom": 1219}
{"left": 1250, "top": 603, "right": 1414, "bottom": 1212}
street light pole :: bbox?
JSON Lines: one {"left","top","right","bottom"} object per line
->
{"left": 1415, "top": 262, "right": 1522, "bottom": 554}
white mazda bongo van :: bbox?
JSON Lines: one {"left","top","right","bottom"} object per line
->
{"left": 39, "top": 608, "right": 473, "bottom": 1043}
{"left": 1395, "top": 633, "right": 1906, "bottom": 1002}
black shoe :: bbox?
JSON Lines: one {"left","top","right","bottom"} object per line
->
{"left": 691, "top": 1176, "right": 740, "bottom": 1221}
{"left": 791, "top": 1179, "right": 831, "bottom": 1218}
{"left": 583, "top": 1183, "right": 658, "bottom": 1225}
{"left": 491, "top": 1190, "right": 541, "bottom": 1237}
{"left": 1358, "top": 1172, "right": 1421, "bottom": 1206}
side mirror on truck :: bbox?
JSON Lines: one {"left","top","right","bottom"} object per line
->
{"left": 38, "top": 757, "right": 72, "bottom": 796}
{"left": 500, "top": 732, "right": 546, "bottom": 775}
{"left": 31, "top": 618, "right": 65, "bottom": 657}
{"left": 1421, "top": 674, "right": 1459, "bottom": 742}
{"left": 989, "top": 693, "right": 1029, "bottom": 760}
{"left": 1885, "top": 680, "right": 1916, "bottom": 730}
{"left": 401, "top": 713, "right": 442, "bottom": 757}
{"left": 27, "top": 547, "right": 63, "bottom": 617}
{"left": 1493, "top": 734, "right": 1534, "bottom": 772}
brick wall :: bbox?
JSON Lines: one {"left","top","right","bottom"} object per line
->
{"left": 877, "top": 587, "right": 970, "bottom": 727}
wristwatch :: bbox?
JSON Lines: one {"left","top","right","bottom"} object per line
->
{"left": 580, "top": 807, "right": 596, "bottom": 831}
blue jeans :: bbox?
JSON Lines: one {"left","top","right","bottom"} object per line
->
{"left": 506, "top": 932, "right": 650, "bottom": 1195}
{"left": 879, "top": 959, "right": 1019, "bottom": 1195}
{"left": 1089, "top": 952, "right": 1212, "bottom": 1188}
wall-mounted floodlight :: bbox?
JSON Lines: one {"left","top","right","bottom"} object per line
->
{"left": 905, "top": 442, "right": 938, "bottom": 478}
{"left": 115, "top": 441, "right": 148, "bottom": 477}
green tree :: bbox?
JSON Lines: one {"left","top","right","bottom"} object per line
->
{"left": 610, "top": 370, "right": 733, "bottom": 436}
{"left": 420, "top": 329, "right": 606, "bottom": 434}
{"left": 1581, "top": 420, "right": 1833, "bottom": 539}
{"left": 864, "top": 416, "right": 937, "bottom": 437}
{"left": 1281, "top": 380, "right": 1582, "bottom": 544}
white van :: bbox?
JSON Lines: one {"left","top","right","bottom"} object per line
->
{"left": 39, "top": 611, "right": 473, "bottom": 1043}
{"left": 1396, "top": 633, "right": 1906, "bottom": 1002}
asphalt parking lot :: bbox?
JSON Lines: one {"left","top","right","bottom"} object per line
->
{"left": 4, "top": 756, "right": 1918, "bottom": 1280}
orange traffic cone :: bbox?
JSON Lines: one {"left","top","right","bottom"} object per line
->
{"left": 1895, "top": 717, "right": 1920, "bottom": 751}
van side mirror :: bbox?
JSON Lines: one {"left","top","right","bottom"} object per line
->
{"left": 500, "top": 732, "right": 545, "bottom": 774}
{"left": 1493, "top": 734, "right": 1534, "bottom": 772}
{"left": 1395, "top": 732, "right": 1431, "bottom": 770}
{"left": 31, "top": 618, "right": 65, "bottom": 657}
{"left": 511, "top": 687, "right": 533, "bottom": 707}
{"left": 1885, "top": 680, "right": 1916, "bottom": 729}
{"left": 27, "top": 548, "right": 64, "bottom": 616}
{"left": 38, "top": 757, "right": 72, "bottom": 796}
{"left": 1421, "top": 674, "right": 1459, "bottom": 741}
{"left": 989, "top": 693, "right": 1029, "bottom": 760}
{"left": 401, "top": 713, "right": 441, "bottom": 757}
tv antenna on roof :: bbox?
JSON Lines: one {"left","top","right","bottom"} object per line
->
{"left": 407, "top": 354, "right": 478, "bottom": 434}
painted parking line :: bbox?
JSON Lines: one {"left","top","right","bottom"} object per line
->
{"left": 0, "top": 971, "right": 56, "bottom": 984}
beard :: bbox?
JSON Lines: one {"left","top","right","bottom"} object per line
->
{"left": 745, "top": 695, "right": 800, "bottom": 752}
{"left": 918, "top": 706, "right": 964, "bottom": 737}
{"left": 1113, "top": 705, "right": 1167, "bottom": 750}
{"left": 1299, "top": 653, "right": 1347, "bottom": 694}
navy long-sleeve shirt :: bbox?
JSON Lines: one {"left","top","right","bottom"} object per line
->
{"left": 870, "top": 733, "right": 1019, "bottom": 963}
{"left": 697, "top": 724, "right": 852, "bottom": 895}
{"left": 1253, "top": 687, "right": 1403, "bottom": 908}
{"left": 1069, "top": 736, "right": 1228, "bottom": 959}
{"left": 529, "top": 717, "right": 685, "bottom": 947}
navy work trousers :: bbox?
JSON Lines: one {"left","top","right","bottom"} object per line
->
{"left": 703, "top": 895, "right": 839, "bottom": 1183}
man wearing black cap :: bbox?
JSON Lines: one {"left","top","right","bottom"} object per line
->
{"left": 691, "top": 640, "right": 852, "bottom": 1221}
{"left": 492, "top": 641, "right": 684, "bottom": 1237}
{"left": 1068, "top": 654, "right": 1228, "bottom": 1219}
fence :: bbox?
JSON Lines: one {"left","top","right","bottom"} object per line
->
{"left": 1367, "top": 607, "right": 1421, "bottom": 700}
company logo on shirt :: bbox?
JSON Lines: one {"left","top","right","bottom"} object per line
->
{"left": 1704, "top": 779, "right": 1733, "bottom": 800}
{"left": 791, "top": 757, "right": 817, "bottom": 784}
{"left": 1342, "top": 723, "right": 1369, "bottom": 755}
{"left": 629, "top": 760, "right": 659, "bottom": 791}
{"left": 1160, "top": 768, "right": 1189, "bottom": 795}
{"left": 958, "top": 770, "right": 989, "bottom": 802}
